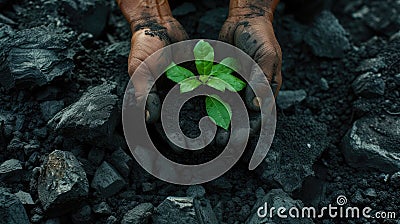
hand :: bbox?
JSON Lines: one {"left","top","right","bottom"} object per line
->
{"left": 117, "top": 0, "right": 188, "bottom": 122}
{"left": 219, "top": 2, "right": 282, "bottom": 110}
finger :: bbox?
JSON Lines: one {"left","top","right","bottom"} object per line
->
{"left": 146, "top": 92, "right": 161, "bottom": 123}
{"left": 244, "top": 64, "right": 269, "bottom": 111}
{"left": 219, "top": 19, "right": 236, "bottom": 44}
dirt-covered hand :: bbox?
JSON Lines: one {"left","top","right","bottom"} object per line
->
{"left": 117, "top": 0, "right": 188, "bottom": 123}
{"left": 219, "top": 0, "right": 282, "bottom": 110}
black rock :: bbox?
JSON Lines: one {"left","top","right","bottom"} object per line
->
{"left": 38, "top": 150, "right": 89, "bottom": 216}
{"left": 92, "top": 202, "right": 112, "bottom": 215}
{"left": 277, "top": 89, "right": 307, "bottom": 110}
{"left": 110, "top": 148, "right": 133, "bottom": 178}
{"left": 0, "top": 159, "right": 23, "bottom": 182}
{"left": 106, "top": 215, "right": 117, "bottom": 224}
{"left": 256, "top": 116, "right": 329, "bottom": 192}
{"left": 352, "top": 72, "right": 385, "bottom": 98}
{"left": 197, "top": 8, "right": 228, "bottom": 39}
{"left": 341, "top": 116, "right": 400, "bottom": 173}
{"left": 121, "top": 203, "right": 154, "bottom": 224}
{"left": 246, "top": 189, "right": 313, "bottom": 224}
{"left": 48, "top": 82, "right": 120, "bottom": 144}
{"left": 104, "top": 41, "right": 130, "bottom": 62}
{"left": 87, "top": 148, "right": 105, "bottom": 166}
{"left": 40, "top": 100, "right": 65, "bottom": 121}
{"left": 71, "top": 205, "right": 92, "bottom": 224}
{"left": 172, "top": 3, "right": 196, "bottom": 17}
{"left": 0, "top": 189, "right": 30, "bottom": 224}
{"left": 142, "top": 182, "right": 156, "bottom": 193}
{"left": 91, "top": 161, "right": 126, "bottom": 198}
{"left": 152, "top": 196, "right": 218, "bottom": 224}
{"left": 355, "top": 57, "right": 386, "bottom": 73}
{"left": 186, "top": 185, "right": 206, "bottom": 199}
{"left": 7, "top": 48, "right": 73, "bottom": 87}
{"left": 14, "top": 191, "right": 34, "bottom": 205}
{"left": 60, "top": 0, "right": 110, "bottom": 37}
{"left": 0, "top": 25, "right": 76, "bottom": 90}
{"left": 304, "top": 11, "right": 351, "bottom": 58}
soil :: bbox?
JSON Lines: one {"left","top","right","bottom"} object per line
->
{"left": 0, "top": 0, "right": 399, "bottom": 223}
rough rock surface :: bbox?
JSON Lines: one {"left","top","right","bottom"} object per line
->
{"left": 152, "top": 196, "right": 218, "bottom": 224}
{"left": 304, "top": 11, "right": 351, "bottom": 58}
{"left": 0, "top": 25, "right": 75, "bottom": 90}
{"left": 38, "top": 150, "right": 89, "bottom": 216}
{"left": 0, "top": 189, "right": 30, "bottom": 224}
{"left": 40, "top": 100, "right": 65, "bottom": 121}
{"left": 14, "top": 191, "right": 34, "bottom": 205}
{"left": 197, "top": 8, "right": 228, "bottom": 39}
{"left": 246, "top": 189, "right": 314, "bottom": 224}
{"left": 342, "top": 116, "right": 400, "bottom": 173}
{"left": 121, "top": 203, "right": 154, "bottom": 224}
{"left": 277, "top": 89, "right": 307, "bottom": 109}
{"left": 352, "top": 72, "right": 385, "bottom": 98}
{"left": 0, "top": 159, "right": 23, "bottom": 182}
{"left": 255, "top": 116, "right": 329, "bottom": 192}
{"left": 59, "top": 0, "right": 110, "bottom": 37}
{"left": 91, "top": 161, "right": 126, "bottom": 198}
{"left": 48, "top": 82, "right": 119, "bottom": 143}
{"left": 110, "top": 148, "right": 133, "bottom": 178}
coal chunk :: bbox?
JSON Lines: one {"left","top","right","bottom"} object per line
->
{"left": 246, "top": 189, "right": 313, "bottom": 224}
{"left": 92, "top": 202, "right": 112, "bottom": 215}
{"left": 152, "top": 196, "right": 218, "bottom": 224}
{"left": 0, "top": 25, "right": 75, "bottom": 90}
{"left": 342, "top": 116, "right": 400, "bottom": 173}
{"left": 0, "top": 159, "right": 23, "bottom": 182}
{"left": 91, "top": 161, "right": 126, "bottom": 198}
{"left": 38, "top": 150, "right": 89, "bottom": 216}
{"left": 304, "top": 11, "right": 350, "bottom": 58}
{"left": 0, "top": 189, "right": 30, "bottom": 224}
{"left": 14, "top": 191, "right": 34, "bottom": 205}
{"left": 255, "top": 116, "right": 329, "bottom": 192}
{"left": 110, "top": 148, "right": 133, "bottom": 178}
{"left": 71, "top": 205, "right": 92, "bottom": 223}
{"left": 277, "top": 89, "right": 307, "bottom": 110}
{"left": 48, "top": 82, "right": 119, "bottom": 143}
{"left": 197, "top": 8, "right": 228, "bottom": 39}
{"left": 40, "top": 100, "right": 65, "bottom": 121}
{"left": 60, "top": 0, "right": 110, "bottom": 37}
{"left": 121, "top": 203, "right": 154, "bottom": 224}
{"left": 172, "top": 3, "right": 196, "bottom": 17}
{"left": 352, "top": 72, "right": 385, "bottom": 98}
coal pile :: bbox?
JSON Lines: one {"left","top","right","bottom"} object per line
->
{"left": 0, "top": 0, "right": 399, "bottom": 223}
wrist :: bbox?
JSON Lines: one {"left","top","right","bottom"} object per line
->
{"left": 117, "top": 0, "right": 173, "bottom": 27}
{"left": 228, "top": 0, "right": 279, "bottom": 21}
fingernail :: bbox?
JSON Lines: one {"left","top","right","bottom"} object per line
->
{"left": 145, "top": 110, "right": 150, "bottom": 122}
{"left": 252, "top": 97, "right": 262, "bottom": 108}
{"left": 271, "top": 83, "right": 278, "bottom": 97}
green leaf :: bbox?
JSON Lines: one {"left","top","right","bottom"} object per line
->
{"left": 193, "top": 40, "right": 214, "bottom": 75}
{"left": 210, "top": 57, "right": 239, "bottom": 76}
{"left": 166, "top": 62, "right": 195, "bottom": 83}
{"left": 220, "top": 57, "right": 240, "bottom": 72}
{"left": 206, "top": 77, "right": 228, "bottom": 92}
{"left": 179, "top": 77, "right": 202, "bottom": 93}
{"left": 206, "top": 95, "right": 232, "bottom": 130}
{"left": 210, "top": 63, "right": 232, "bottom": 76}
{"left": 214, "top": 73, "right": 246, "bottom": 92}
{"left": 199, "top": 75, "right": 209, "bottom": 83}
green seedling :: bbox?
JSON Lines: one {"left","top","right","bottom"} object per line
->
{"left": 166, "top": 40, "right": 246, "bottom": 130}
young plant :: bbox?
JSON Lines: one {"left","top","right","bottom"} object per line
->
{"left": 166, "top": 40, "right": 246, "bottom": 130}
